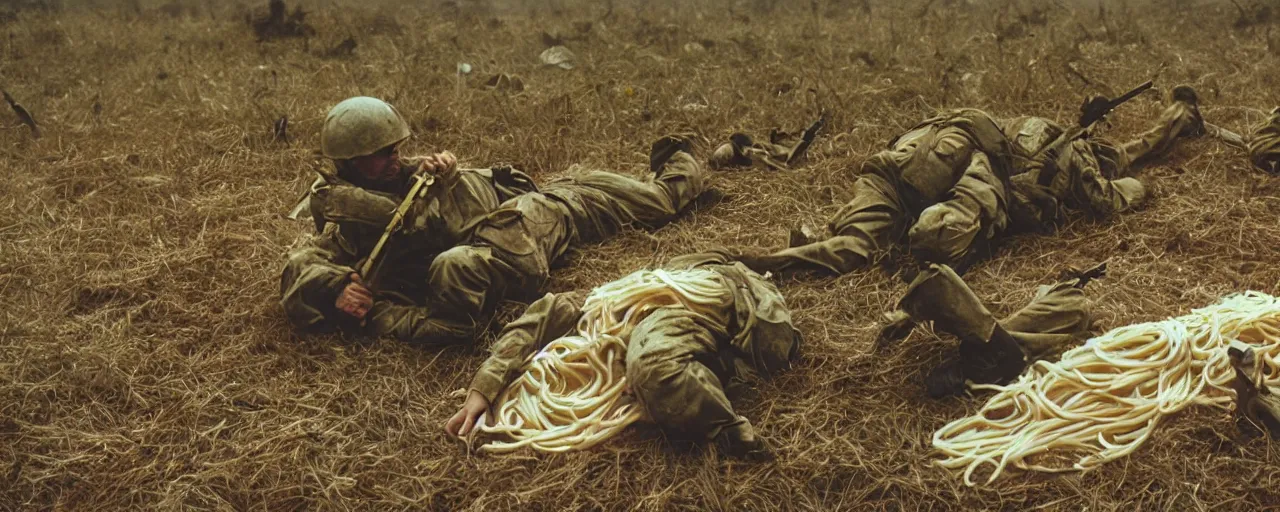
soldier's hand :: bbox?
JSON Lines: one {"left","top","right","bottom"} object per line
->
{"left": 335, "top": 273, "right": 373, "bottom": 319}
{"left": 445, "top": 390, "right": 490, "bottom": 437}
{"left": 422, "top": 151, "right": 458, "bottom": 177}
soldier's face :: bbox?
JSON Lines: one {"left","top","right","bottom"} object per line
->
{"left": 348, "top": 144, "right": 402, "bottom": 184}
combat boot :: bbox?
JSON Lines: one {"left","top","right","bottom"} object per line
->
{"left": 712, "top": 418, "right": 775, "bottom": 462}
{"left": 957, "top": 324, "right": 1028, "bottom": 385}
{"left": 898, "top": 264, "right": 999, "bottom": 343}
{"left": 649, "top": 135, "right": 694, "bottom": 175}
{"left": 924, "top": 324, "right": 1027, "bottom": 397}
{"left": 876, "top": 309, "right": 916, "bottom": 350}
{"left": 708, "top": 133, "right": 755, "bottom": 170}
{"left": 787, "top": 224, "right": 820, "bottom": 248}
{"left": 898, "top": 264, "right": 1028, "bottom": 396}
{"left": 1229, "top": 346, "right": 1280, "bottom": 434}
{"left": 1169, "top": 85, "right": 1206, "bottom": 139}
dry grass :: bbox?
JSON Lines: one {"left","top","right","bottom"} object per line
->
{"left": 3, "top": 0, "right": 1280, "bottom": 509}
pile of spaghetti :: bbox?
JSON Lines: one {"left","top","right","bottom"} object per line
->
{"left": 934, "top": 291, "right": 1280, "bottom": 486}
{"left": 476, "top": 268, "right": 732, "bottom": 453}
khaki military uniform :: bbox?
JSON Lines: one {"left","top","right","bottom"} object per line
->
{"left": 1247, "top": 108, "right": 1280, "bottom": 175}
{"left": 742, "top": 109, "right": 1016, "bottom": 274}
{"left": 281, "top": 164, "right": 536, "bottom": 332}
{"left": 280, "top": 152, "right": 707, "bottom": 345}
{"left": 888, "top": 264, "right": 1097, "bottom": 396}
{"left": 1005, "top": 98, "right": 1202, "bottom": 225}
{"left": 468, "top": 252, "right": 801, "bottom": 446}
{"left": 744, "top": 98, "right": 1201, "bottom": 276}
{"left": 897, "top": 265, "right": 1092, "bottom": 359}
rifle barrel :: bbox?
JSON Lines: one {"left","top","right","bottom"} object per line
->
{"left": 1111, "top": 80, "right": 1154, "bottom": 107}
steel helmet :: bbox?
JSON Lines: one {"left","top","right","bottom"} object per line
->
{"left": 320, "top": 96, "right": 411, "bottom": 160}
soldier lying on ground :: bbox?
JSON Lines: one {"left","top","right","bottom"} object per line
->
{"left": 707, "top": 115, "right": 826, "bottom": 171}
{"left": 1247, "top": 107, "right": 1280, "bottom": 175}
{"left": 281, "top": 97, "right": 709, "bottom": 346}
{"left": 878, "top": 263, "right": 1106, "bottom": 398}
{"left": 445, "top": 252, "right": 801, "bottom": 460}
{"left": 727, "top": 85, "right": 1217, "bottom": 276}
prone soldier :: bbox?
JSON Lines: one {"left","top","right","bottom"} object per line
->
{"left": 731, "top": 84, "right": 1214, "bottom": 276}
{"left": 445, "top": 251, "right": 802, "bottom": 459}
{"left": 280, "top": 97, "right": 710, "bottom": 346}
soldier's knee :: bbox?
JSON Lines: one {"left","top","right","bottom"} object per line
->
{"left": 908, "top": 205, "right": 979, "bottom": 265}
{"left": 428, "top": 245, "right": 496, "bottom": 315}
{"left": 1086, "top": 177, "right": 1146, "bottom": 217}
{"left": 429, "top": 246, "right": 490, "bottom": 282}
{"left": 665, "top": 150, "right": 701, "bottom": 174}
{"left": 657, "top": 152, "right": 706, "bottom": 203}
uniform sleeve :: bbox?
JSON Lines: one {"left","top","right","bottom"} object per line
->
{"left": 279, "top": 223, "right": 361, "bottom": 331}
{"left": 908, "top": 152, "right": 1010, "bottom": 265}
{"left": 487, "top": 166, "right": 539, "bottom": 201}
{"left": 951, "top": 152, "right": 1009, "bottom": 228}
{"left": 1065, "top": 140, "right": 1147, "bottom": 217}
{"left": 469, "top": 292, "right": 583, "bottom": 403}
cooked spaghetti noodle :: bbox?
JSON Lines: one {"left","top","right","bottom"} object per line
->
{"left": 477, "top": 268, "right": 732, "bottom": 453}
{"left": 934, "top": 291, "right": 1280, "bottom": 485}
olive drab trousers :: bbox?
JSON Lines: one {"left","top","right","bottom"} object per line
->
{"left": 744, "top": 109, "right": 1017, "bottom": 275}
{"left": 890, "top": 263, "right": 1094, "bottom": 392}
{"left": 368, "top": 152, "right": 709, "bottom": 345}
{"left": 1006, "top": 95, "right": 1204, "bottom": 223}
{"left": 744, "top": 94, "right": 1204, "bottom": 276}
{"left": 897, "top": 264, "right": 1092, "bottom": 361}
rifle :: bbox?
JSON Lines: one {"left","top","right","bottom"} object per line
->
{"left": 359, "top": 172, "right": 435, "bottom": 285}
{"left": 753, "top": 113, "right": 829, "bottom": 171}
{"left": 1033, "top": 80, "right": 1154, "bottom": 187}
{"left": 785, "top": 111, "right": 829, "bottom": 165}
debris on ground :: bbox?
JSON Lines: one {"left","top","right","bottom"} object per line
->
{"left": 322, "top": 37, "right": 356, "bottom": 58}
{"left": 539, "top": 45, "right": 576, "bottom": 69}
{"left": 3, "top": 90, "right": 39, "bottom": 138}
{"left": 272, "top": 115, "right": 288, "bottom": 143}
{"left": 483, "top": 73, "right": 525, "bottom": 93}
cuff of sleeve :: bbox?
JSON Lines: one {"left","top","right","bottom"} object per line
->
{"left": 469, "top": 372, "right": 507, "bottom": 404}
{"left": 318, "top": 270, "right": 354, "bottom": 312}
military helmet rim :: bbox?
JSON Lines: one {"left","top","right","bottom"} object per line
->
{"left": 320, "top": 96, "right": 412, "bottom": 160}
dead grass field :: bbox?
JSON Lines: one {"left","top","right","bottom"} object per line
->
{"left": 3, "top": 0, "right": 1280, "bottom": 509}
